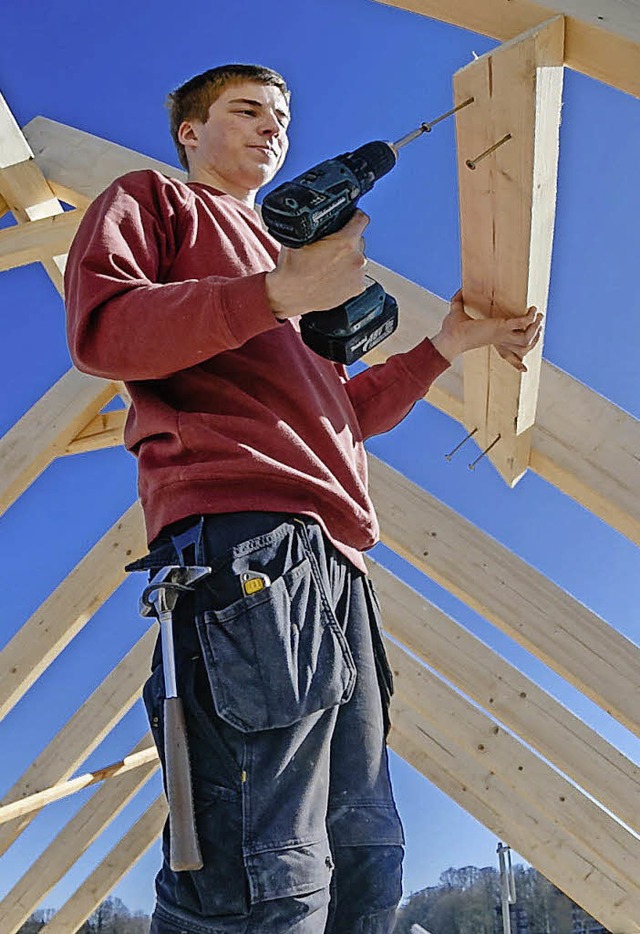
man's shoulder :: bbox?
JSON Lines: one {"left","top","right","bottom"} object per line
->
{"left": 106, "top": 168, "right": 191, "bottom": 201}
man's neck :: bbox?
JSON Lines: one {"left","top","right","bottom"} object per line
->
{"left": 187, "top": 167, "right": 256, "bottom": 208}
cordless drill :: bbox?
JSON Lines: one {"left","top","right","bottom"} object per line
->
{"left": 262, "top": 101, "right": 472, "bottom": 364}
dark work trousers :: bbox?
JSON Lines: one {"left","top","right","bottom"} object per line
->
{"left": 135, "top": 512, "right": 404, "bottom": 934}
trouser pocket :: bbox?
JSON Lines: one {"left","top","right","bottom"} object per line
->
{"left": 198, "top": 545, "right": 357, "bottom": 732}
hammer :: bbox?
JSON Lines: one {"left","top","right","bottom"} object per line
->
{"left": 141, "top": 564, "right": 211, "bottom": 871}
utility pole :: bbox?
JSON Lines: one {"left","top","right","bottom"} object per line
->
{"left": 497, "top": 842, "right": 517, "bottom": 934}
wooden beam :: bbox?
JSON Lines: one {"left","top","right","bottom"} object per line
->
{"left": 0, "top": 737, "right": 158, "bottom": 934}
{"left": 0, "top": 744, "right": 157, "bottom": 826}
{"left": 0, "top": 207, "right": 85, "bottom": 272}
{"left": 0, "top": 628, "right": 156, "bottom": 856}
{"left": 455, "top": 18, "right": 564, "bottom": 484}
{"left": 64, "top": 409, "right": 128, "bottom": 456}
{"left": 40, "top": 796, "right": 167, "bottom": 934}
{"left": 369, "top": 558, "right": 640, "bottom": 835}
{"left": 371, "top": 0, "right": 640, "bottom": 98}
{"left": 0, "top": 367, "right": 117, "bottom": 517}
{"left": 387, "top": 642, "right": 640, "bottom": 909}
{"left": 0, "top": 503, "right": 145, "bottom": 720}
{"left": 0, "top": 93, "right": 73, "bottom": 295}
{"left": 23, "top": 115, "right": 185, "bottom": 207}
{"left": 364, "top": 263, "right": 640, "bottom": 546}
{"left": 389, "top": 706, "right": 640, "bottom": 933}
{"left": 370, "top": 455, "right": 640, "bottom": 737}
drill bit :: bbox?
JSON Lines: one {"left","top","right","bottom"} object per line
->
{"left": 392, "top": 97, "right": 474, "bottom": 153}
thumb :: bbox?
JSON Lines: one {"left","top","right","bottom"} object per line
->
{"left": 340, "top": 209, "right": 370, "bottom": 239}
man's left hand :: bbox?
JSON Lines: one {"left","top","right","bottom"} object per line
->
{"left": 431, "top": 289, "right": 544, "bottom": 372}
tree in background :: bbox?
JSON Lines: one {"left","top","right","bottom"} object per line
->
{"left": 394, "top": 865, "right": 610, "bottom": 934}
{"left": 18, "top": 898, "right": 150, "bottom": 933}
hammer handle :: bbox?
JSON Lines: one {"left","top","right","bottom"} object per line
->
{"left": 164, "top": 696, "right": 203, "bottom": 871}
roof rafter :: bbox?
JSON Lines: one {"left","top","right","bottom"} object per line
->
{"left": 390, "top": 698, "right": 638, "bottom": 933}
{"left": 369, "top": 558, "right": 640, "bottom": 835}
{"left": 372, "top": 0, "right": 640, "bottom": 98}
{"left": 0, "top": 737, "right": 158, "bottom": 934}
{"left": 0, "top": 630, "right": 155, "bottom": 856}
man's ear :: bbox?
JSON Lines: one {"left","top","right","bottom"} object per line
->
{"left": 177, "top": 119, "right": 200, "bottom": 156}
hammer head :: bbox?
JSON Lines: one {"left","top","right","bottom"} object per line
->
{"left": 140, "top": 565, "right": 211, "bottom": 617}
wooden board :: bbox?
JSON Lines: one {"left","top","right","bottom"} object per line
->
{"left": 0, "top": 630, "right": 155, "bottom": 856}
{"left": 0, "top": 367, "right": 116, "bottom": 517}
{"left": 41, "top": 796, "right": 167, "bottom": 934}
{"left": 369, "top": 557, "right": 640, "bottom": 835}
{"left": 387, "top": 643, "right": 640, "bottom": 904}
{"left": 0, "top": 738, "right": 158, "bottom": 934}
{"left": 455, "top": 17, "right": 564, "bottom": 484}
{"left": 369, "top": 455, "right": 640, "bottom": 737}
{"left": 0, "top": 208, "right": 85, "bottom": 272}
{"left": 371, "top": 0, "right": 640, "bottom": 98}
{"left": 390, "top": 706, "right": 640, "bottom": 933}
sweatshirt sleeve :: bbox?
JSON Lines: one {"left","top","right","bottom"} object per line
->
{"left": 342, "top": 337, "right": 450, "bottom": 440}
{"left": 64, "top": 172, "right": 280, "bottom": 380}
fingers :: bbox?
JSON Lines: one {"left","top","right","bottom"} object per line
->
{"left": 495, "top": 306, "right": 544, "bottom": 371}
{"left": 497, "top": 347, "right": 528, "bottom": 372}
{"left": 339, "top": 209, "right": 370, "bottom": 238}
{"left": 502, "top": 310, "right": 543, "bottom": 348}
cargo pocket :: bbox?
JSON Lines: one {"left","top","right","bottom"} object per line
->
{"left": 197, "top": 556, "right": 356, "bottom": 732}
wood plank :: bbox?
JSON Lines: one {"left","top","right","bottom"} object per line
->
{"left": 532, "top": 364, "right": 640, "bottom": 543}
{"left": 0, "top": 159, "right": 62, "bottom": 223}
{"left": 387, "top": 643, "right": 640, "bottom": 907}
{"left": 0, "top": 502, "right": 145, "bottom": 720}
{"left": 0, "top": 94, "right": 33, "bottom": 167}
{"left": 0, "top": 207, "right": 85, "bottom": 272}
{"left": 0, "top": 628, "right": 156, "bottom": 856}
{"left": 389, "top": 708, "right": 640, "bottom": 933}
{"left": 371, "top": 0, "right": 640, "bottom": 98}
{"left": 64, "top": 409, "right": 128, "bottom": 455}
{"left": 454, "top": 18, "right": 564, "bottom": 484}
{"left": 0, "top": 93, "right": 73, "bottom": 296}
{"left": 23, "top": 115, "right": 185, "bottom": 206}
{"left": 40, "top": 796, "right": 167, "bottom": 934}
{"left": 0, "top": 367, "right": 117, "bottom": 517}
{"left": 0, "top": 737, "right": 158, "bottom": 934}
{"left": 369, "top": 558, "right": 640, "bottom": 835}
{"left": 370, "top": 454, "right": 640, "bottom": 737}
{"left": 0, "top": 744, "right": 157, "bottom": 826}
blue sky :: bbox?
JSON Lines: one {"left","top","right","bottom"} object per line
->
{"left": 1, "top": 0, "right": 639, "bottom": 918}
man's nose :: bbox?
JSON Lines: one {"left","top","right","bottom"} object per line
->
{"left": 259, "top": 115, "right": 281, "bottom": 137}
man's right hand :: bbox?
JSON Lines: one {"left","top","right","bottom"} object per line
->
{"left": 265, "top": 210, "right": 369, "bottom": 319}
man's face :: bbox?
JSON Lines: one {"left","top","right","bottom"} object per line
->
{"left": 179, "top": 80, "right": 290, "bottom": 198}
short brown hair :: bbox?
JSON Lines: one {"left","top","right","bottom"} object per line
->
{"left": 167, "top": 64, "right": 290, "bottom": 169}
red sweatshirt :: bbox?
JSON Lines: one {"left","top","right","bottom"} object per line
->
{"left": 65, "top": 170, "right": 449, "bottom": 571}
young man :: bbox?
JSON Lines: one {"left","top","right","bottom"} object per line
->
{"left": 65, "top": 64, "right": 541, "bottom": 934}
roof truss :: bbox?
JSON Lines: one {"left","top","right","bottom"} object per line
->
{"left": 373, "top": 0, "right": 640, "bottom": 97}
{"left": 1, "top": 20, "right": 639, "bottom": 926}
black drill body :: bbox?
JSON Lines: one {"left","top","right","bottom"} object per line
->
{"left": 262, "top": 141, "right": 399, "bottom": 364}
